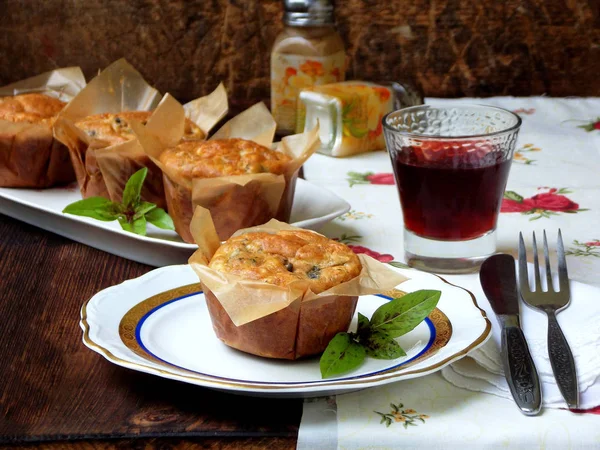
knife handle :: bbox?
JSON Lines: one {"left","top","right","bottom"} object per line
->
{"left": 501, "top": 323, "right": 542, "bottom": 415}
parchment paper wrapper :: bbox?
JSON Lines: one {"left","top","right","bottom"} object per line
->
{"left": 53, "top": 58, "right": 228, "bottom": 208}
{"left": 188, "top": 208, "right": 408, "bottom": 359}
{"left": 0, "top": 67, "right": 86, "bottom": 188}
{"left": 138, "top": 101, "right": 320, "bottom": 243}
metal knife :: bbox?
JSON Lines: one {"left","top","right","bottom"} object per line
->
{"left": 480, "top": 254, "right": 542, "bottom": 416}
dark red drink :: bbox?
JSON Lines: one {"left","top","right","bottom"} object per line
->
{"left": 393, "top": 141, "right": 512, "bottom": 241}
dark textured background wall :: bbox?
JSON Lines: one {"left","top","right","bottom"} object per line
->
{"left": 0, "top": 0, "right": 598, "bottom": 113}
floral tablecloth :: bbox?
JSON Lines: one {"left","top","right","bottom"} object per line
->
{"left": 297, "top": 97, "right": 600, "bottom": 449}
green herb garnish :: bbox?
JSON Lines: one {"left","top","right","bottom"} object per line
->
{"left": 62, "top": 168, "right": 174, "bottom": 236}
{"left": 319, "top": 290, "right": 441, "bottom": 379}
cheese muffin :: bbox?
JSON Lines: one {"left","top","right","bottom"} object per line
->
{"left": 159, "top": 138, "right": 291, "bottom": 179}
{"left": 159, "top": 138, "right": 293, "bottom": 243}
{"left": 65, "top": 111, "right": 204, "bottom": 207}
{"left": 0, "top": 93, "right": 65, "bottom": 124}
{"left": 76, "top": 111, "right": 205, "bottom": 146}
{"left": 209, "top": 230, "right": 361, "bottom": 293}
{"left": 203, "top": 229, "right": 362, "bottom": 359}
{"left": 0, "top": 93, "right": 74, "bottom": 187}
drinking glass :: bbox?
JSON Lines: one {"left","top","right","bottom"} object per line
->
{"left": 383, "top": 104, "right": 522, "bottom": 274}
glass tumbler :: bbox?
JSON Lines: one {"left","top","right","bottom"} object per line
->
{"left": 383, "top": 104, "right": 522, "bottom": 274}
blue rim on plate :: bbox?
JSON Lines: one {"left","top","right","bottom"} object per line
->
{"left": 80, "top": 265, "right": 491, "bottom": 396}
{"left": 133, "top": 291, "right": 437, "bottom": 385}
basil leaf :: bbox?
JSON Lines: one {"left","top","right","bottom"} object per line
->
{"left": 320, "top": 332, "right": 366, "bottom": 379}
{"left": 370, "top": 290, "right": 441, "bottom": 338}
{"left": 63, "top": 197, "right": 122, "bottom": 221}
{"left": 122, "top": 167, "right": 148, "bottom": 209}
{"left": 118, "top": 215, "right": 147, "bottom": 235}
{"left": 132, "top": 215, "right": 147, "bottom": 235}
{"left": 145, "top": 207, "right": 175, "bottom": 230}
{"left": 134, "top": 201, "right": 157, "bottom": 219}
{"left": 357, "top": 312, "right": 370, "bottom": 337}
{"left": 118, "top": 216, "right": 133, "bottom": 233}
{"left": 364, "top": 332, "right": 407, "bottom": 360}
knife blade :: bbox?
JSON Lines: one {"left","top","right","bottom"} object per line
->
{"left": 480, "top": 254, "right": 542, "bottom": 416}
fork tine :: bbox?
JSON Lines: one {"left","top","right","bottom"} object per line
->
{"left": 557, "top": 229, "right": 570, "bottom": 296}
{"left": 532, "top": 232, "right": 542, "bottom": 292}
{"left": 542, "top": 230, "right": 554, "bottom": 292}
{"left": 518, "top": 232, "right": 531, "bottom": 294}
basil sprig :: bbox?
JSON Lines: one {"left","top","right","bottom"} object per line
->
{"left": 319, "top": 290, "right": 441, "bottom": 379}
{"left": 63, "top": 168, "right": 174, "bottom": 236}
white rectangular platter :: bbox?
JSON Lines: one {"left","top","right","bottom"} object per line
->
{"left": 0, "top": 179, "right": 350, "bottom": 267}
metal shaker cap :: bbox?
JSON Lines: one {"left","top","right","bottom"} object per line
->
{"left": 283, "top": 0, "right": 335, "bottom": 27}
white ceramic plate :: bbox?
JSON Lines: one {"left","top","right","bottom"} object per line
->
{"left": 0, "top": 178, "right": 350, "bottom": 267}
{"left": 81, "top": 265, "right": 491, "bottom": 398}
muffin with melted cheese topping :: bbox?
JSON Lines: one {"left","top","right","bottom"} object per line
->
{"left": 160, "top": 138, "right": 291, "bottom": 179}
{"left": 209, "top": 230, "right": 361, "bottom": 293}
{"left": 0, "top": 93, "right": 74, "bottom": 187}
{"left": 203, "top": 229, "right": 362, "bottom": 359}
{"left": 64, "top": 111, "right": 205, "bottom": 207}
{"left": 0, "top": 93, "right": 65, "bottom": 124}
{"left": 159, "top": 138, "right": 293, "bottom": 243}
{"left": 76, "top": 111, "right": 204, "bottom": 146}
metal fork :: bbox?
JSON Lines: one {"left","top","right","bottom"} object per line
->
{"left": 518, "top": 229, "right": 579, "bottom": 409}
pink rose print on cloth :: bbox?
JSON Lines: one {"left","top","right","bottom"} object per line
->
{"left": 501, "top": 188, "right": 588, "bottom": 220}
{"left": 334, "top": 234, "right": 396, "bottom": 263}
{"left": 570, "top": 405, "right": 600, "bottom": 415}
{"left": 566, "top": 239, "right": 600, "bottom": 258}
{"left": 577, "top": 117, "right": 600, "bottom": 132}
{"left": 347, "top": 244, "right": 395, "bottom": 263}
{"left": 347, "top": 171, "right": 395, "bottom": 187}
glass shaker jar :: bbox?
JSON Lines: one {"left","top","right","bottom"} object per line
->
{"left": 271, "top": 0, "right": 346, "bottom": 136}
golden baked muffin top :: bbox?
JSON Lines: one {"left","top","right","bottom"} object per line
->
{"left": 209, "top": 230, "right": 362, "bottom": 294}
{"left": 75, "top": 111, "right": 205, "bottom": 146}
{"left": 159, "top": 138, "right": 292, "bottom": 179}
{"left": 0, "top": 93, "right": 65, "bottom": 124}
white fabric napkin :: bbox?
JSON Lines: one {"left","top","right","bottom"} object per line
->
{"left": 441, "top": 270, "right": 600, "bottom": 410}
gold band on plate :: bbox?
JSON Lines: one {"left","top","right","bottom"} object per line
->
{"left": 117, "top": 285, "right": 452, "bottom": 384}
{"left": 81, "top": 274, "right": 490, "bottom": 391}
{"left": 119, "top": 283, "right": 202, "bottom": 365}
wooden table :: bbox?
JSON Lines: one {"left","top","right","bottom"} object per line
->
{"left": 0, "top": 214, "right": 302, "bottom": 449}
